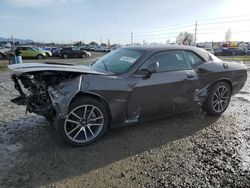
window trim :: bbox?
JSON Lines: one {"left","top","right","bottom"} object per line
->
{"left": 135, "top": 50, "right": 193, "bottom": 74}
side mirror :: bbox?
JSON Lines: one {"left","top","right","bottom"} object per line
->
{"left": 140, "top": 61, "right": 159, "bottom": 78}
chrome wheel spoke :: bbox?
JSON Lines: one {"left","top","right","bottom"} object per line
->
{"left": 83, "top": 105, "right": 88, "bottom": 119}
{"left": 221, "top": 87, "right": 227, "bottom": 96}
{"left": 221, "top": 100, "right": 227, "bottom": 104}
{"left": 67, "top": 124, "right": 80, "bottom": 135}
{"left": 83, "top": 127, "right": 88, "bottom": 141}
{"left": 220, "top": 101, "right": 223, "bottom": 111}
{"left": 212, "top": 100, "right": 218, "bottom": 104}
{"left": 87, "top": 106, "right": 95, "bottom": 119}
{"left": 87, "top": 125, "right": 95, "bottom": 137}
{"left": 71, "top": 112, "right": 82, "bottom": 120}
{"left": 214, "top": 92, "right": 219, "bottom": 98}
{"left": 217, "top": 102, "right": 221, "bottom": 111}
{"left": 89, "top": 123, "right": 103, "bottom": 126}
{"left": 89, "top": 116, "right": 103, "bottom": 122}
{"left": 213, "top": 101, "right": 219, "bottom": 110}
{"left": 66, "top": 119, "right": 79, "bottom": 124}
{"left": 73, "top": 128, "right": 82, "bottom": 139}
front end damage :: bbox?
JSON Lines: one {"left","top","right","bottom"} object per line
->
{"left": 11, "top": 71, "right": 82, "bottom": 122}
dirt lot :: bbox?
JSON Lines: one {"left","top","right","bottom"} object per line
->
{"left": 0, "top": 58, "right": 249, "bottom": 188}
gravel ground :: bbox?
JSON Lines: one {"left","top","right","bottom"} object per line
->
{"left": 0, "top": 62, "right": 249, "bottom": 188}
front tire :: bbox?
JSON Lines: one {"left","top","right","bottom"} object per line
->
{"left": 203, "top": 82, "right": 231, "bottom": 116}
{"left": 56, "top": 97, "right": 109, "bottom": 146}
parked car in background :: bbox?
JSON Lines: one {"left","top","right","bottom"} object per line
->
{"left": 16, "top": 46, "right": 47, "bottom": 59}
{"left": 52, "top": 48, "right": 62, "bottom": 57}
{"left": 0, "top": 48, "right": 11, "bottom": 59}
{"left": 245, "top": 49, "right": 250, "bottom": 55}
{"left": 89, "top": 46, "right": 98, "bottom": 51}
{"left": 59, "top": 47, "right": 91, "bottom": 59}
{"left": 213, "top": 49, "right": 221, "bottom": 56}
{"left": 8, "top": 45, "right": 247, "bottom": 146}
{"left": 78, "top": 45, "right": 89, "bottom": 50}
{"left": 217, "top": 48, "right": 245, "bottom": 56}
{"left": 34, "top": 47, "right": 52, "bottom": 57}
{"left": 204, "top": 48, "right": 214, "bottom": 54}
{"left": 43, "top": 47, "right": 59, "bottom": 56}
{"left": 77, "top": 47, "right": 91, "bottom": 57}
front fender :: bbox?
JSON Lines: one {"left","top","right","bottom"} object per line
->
{"left": 48, "top": 75, "right": 83, "bottom": 118}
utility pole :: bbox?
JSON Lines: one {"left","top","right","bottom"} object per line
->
{"left": 100, "top": 34, "right": 102, "bottom": 45}
{"left": 194, "top": 21, "right": 197, "bottom": 46}
{"left": 11, "top": 35, "right": 15, "bottom": 51}
{"left": 131, "top": 31, "right": 133, "bottom": 45}
{"left": 108, "top": 38, "right": 110, "bottom": 47}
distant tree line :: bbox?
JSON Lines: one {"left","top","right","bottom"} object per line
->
{"left": 73, "top": 41, "right": 107, "bottom": 47}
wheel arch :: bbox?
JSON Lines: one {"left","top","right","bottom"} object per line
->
{"left": 69, "top": 91, "right": 112, "bottom": 126}
{"left": 37, "top": 54, "right": 43, "bottom": 58}
{"left": 210, "top": 78, "right": 233, "bottom": 92}
{"left": 199, "top": 78, "right": 233, "bottom": 105}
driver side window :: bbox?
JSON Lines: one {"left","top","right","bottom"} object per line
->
{"left": 139, "top": 50, "right": 191, "bottom": 72}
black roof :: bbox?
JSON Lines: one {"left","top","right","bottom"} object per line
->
{"left": 123, "top": 44, "right": 210, "bottom": 61}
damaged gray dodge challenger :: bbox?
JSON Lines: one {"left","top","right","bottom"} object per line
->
{"left": 8, "top": 45, "right": 247, "bottom": 146}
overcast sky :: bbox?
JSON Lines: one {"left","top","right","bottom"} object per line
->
{"left": 1, "top": 0, "right": 250, "bottom": 44}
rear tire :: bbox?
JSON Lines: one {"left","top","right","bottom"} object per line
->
{"left": 0, "top": 53, "right": 4, "bottom": 59}
{"left": 81, "top": 53, "right": 86, "bottom": 58}
{"left": 203, "top": 82, "right": 231, "bottom": 116}
{"left": 62, "top": 53, "right": 68, "bottom": 59}
{"left": 37, "top": 54, "right": 43, "bottom": 59}
{"left": 56, "top": 97, "right": 109, "bottom": 146}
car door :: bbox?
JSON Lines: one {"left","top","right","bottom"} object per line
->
{"left": 185, "top": 51, "right": 210, "bottom": 89}
{"left": 19, "top": 47, "right": 28, "bottom": 57}
{"left": 25, "top": 47, "right": 35, "bottom": 57}
{"left": 72, "top": 47, "right": 80, "bottom": 57}
{"left": 127, "top": 50, "right": 199, "bottom": 121}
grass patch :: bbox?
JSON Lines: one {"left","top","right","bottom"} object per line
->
{"left": 0, "top": 64, "right": 8, "bottom": 72}
{"left": 219, "top": 56, "right": 250, "bottom": 62}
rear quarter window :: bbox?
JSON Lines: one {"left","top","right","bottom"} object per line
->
{"left": 186, "top": 51, "right": 204, "bottom": 67}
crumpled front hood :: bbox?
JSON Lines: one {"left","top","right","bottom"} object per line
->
{"left": 8, "top": 62, "right": 106, "bottom": 75}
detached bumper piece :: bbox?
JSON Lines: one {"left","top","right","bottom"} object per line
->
{"left": 11, "top": 74, "right": 27, "bottom": 105}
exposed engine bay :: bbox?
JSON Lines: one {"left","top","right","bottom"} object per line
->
{"left": 11, "top": 71, "right": 80, "bottom": 121}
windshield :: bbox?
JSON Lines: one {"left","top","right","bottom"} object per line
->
{"left": 33, "top": 47, "right": 42, "bottom": 51}
{"left": 91, "top": 48, "right": 144, "bottom": 73}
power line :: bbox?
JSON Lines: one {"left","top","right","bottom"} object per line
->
{"left": 198, "top": 18, "right": 250, "bottom": 25}
{"left": 197, "top": 14, "right": 250, "bottom": 22}
{"left": 110, "top": 15, "right": 250, "bottom": 44}
{"left": 108, "top": 14, "right": 250, "bottom": 38}
{"left": 134, "top": 29, "right": 195, "bottom": 37}
{"left": 133, "top": 24, "right": 194, "bottom": 34}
